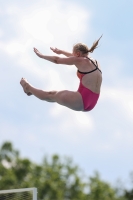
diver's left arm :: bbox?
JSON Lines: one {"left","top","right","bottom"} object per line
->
{"left": 50, "top": 47, "right": 73, "bottom": 57}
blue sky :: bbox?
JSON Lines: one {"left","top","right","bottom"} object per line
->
{"left": 1, "top": 0, "right": 133, "bottom": 188}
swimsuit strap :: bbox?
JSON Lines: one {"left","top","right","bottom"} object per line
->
{"left": 78, "top": 57, "right": 102, "bottom": 74}
{"left": 87, "top": 57, "right": 102, "bottom": 73}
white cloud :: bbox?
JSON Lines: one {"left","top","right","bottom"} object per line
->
{"left": 5, "top": 5, "right": 21, "bottom": 15}
{"left": 101, "top": 86, "right": 133, "bottom": 121}
{"left": 20, "top": 1, "right": 90, "bottom": 48}
{"left": 50, "top": 104, "right": 94, "bottom": 134}
{"left": 0, "top": 0, "right": 90, "bottom": 54}
{"left": 22, "top": 10, "right": 54, "bottom": 44}
{"left": 0, "top": 39, "right": 32, "bottom": 56}
{"left": 0, "top": 29, "right": 3, "bottom": 38}
{"left": 45, "top": 69, "right": 66, "bottom": 90}
{"left": 67, "top": 15, "right": 79, "bottom": 32}
{"left": 0, "top": 0, "right": 90, "bottom": 89}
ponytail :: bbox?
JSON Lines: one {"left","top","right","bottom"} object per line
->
{"left": 88, "top": 35, "right": 103, "bottom": 53}
{"left": 73, "top": 35, "right": 103, "bottom": 54}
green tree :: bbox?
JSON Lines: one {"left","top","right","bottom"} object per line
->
{"left": 123, "top": 172, "right": 133, "bottom": 200}
{"left": 87, "top": 172, "right": 123, "bottom": 200}
{"left": 0, "top": 142, "right": 18, "bottom": 189}
{"left": 0, "top": 142, "right": 87, "bottom": 199}
{"left": 0, "top": 141, "right": 126, "bottom": 200}
{"left": 33, "top": 155, "right": 87, "bottom": 200}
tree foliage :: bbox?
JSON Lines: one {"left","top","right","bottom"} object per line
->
{"left": 0, "top": 141, "right": 130, "bottom": 200}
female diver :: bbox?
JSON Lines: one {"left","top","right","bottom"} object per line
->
{"left": 20, "top": 36, "right": 102, "bottom": 112}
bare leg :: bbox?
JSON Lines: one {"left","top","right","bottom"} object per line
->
{"left": 20, "top": 78, "right": 84, "bottom": 111}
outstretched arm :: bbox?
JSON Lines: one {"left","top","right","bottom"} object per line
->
{"left": 33, "top": 48, "right": 79, "bottom": 65}
{"left": 50, "top": 47, "right": 73, "bottom": 57}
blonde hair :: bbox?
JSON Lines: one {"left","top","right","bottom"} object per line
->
{"left": 73, "top": 35, "right": 102, "bottom": 54}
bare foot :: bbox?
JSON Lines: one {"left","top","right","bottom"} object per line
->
{"left": 20, "top": 78, "right": 32, "bottom": 96}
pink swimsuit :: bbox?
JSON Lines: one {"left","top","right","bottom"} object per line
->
{"left": 77, "top": 57, "right": 102, "bottom": 111}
